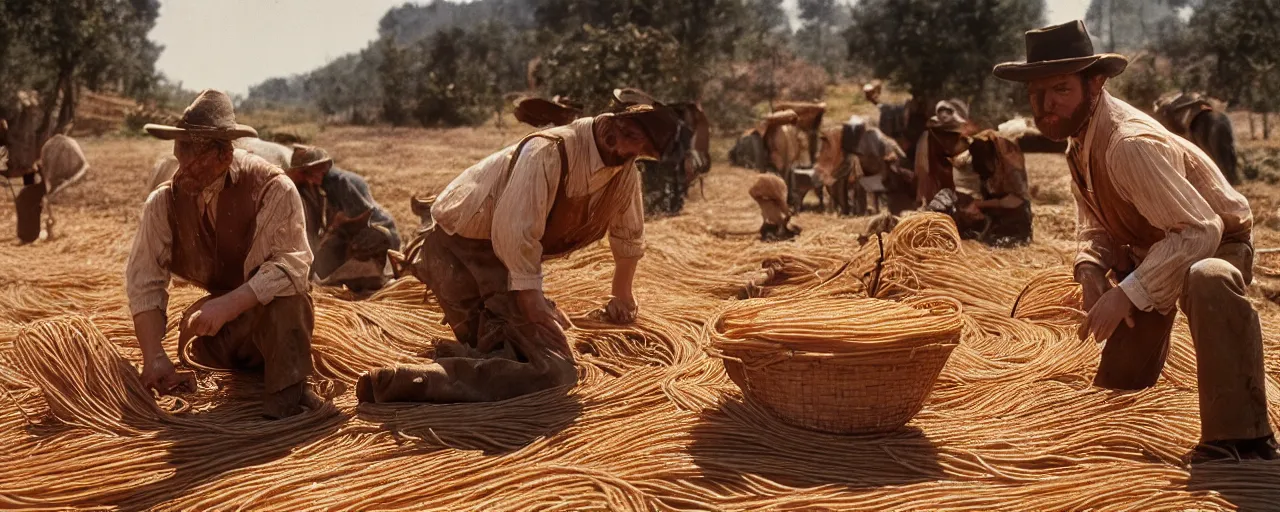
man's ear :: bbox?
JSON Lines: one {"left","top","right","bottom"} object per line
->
{"left": 1089, "top": 75, "right": 1108, "bottom": 96}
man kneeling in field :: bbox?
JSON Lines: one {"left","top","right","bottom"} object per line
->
{"left": 357, "top": 105, "right": 683, "bottom": 403}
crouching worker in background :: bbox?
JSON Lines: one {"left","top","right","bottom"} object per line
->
{"left": 126, "top": 90, "right": 322, "bottom": 419}
{"left": 285, "top": 145, "right": 401, "bottom": 293}
{"left": 749, "top": 173, "right": 801, "bottom": 242}
{"left": 357, "top": 105, "right": 682, "bottom": 404}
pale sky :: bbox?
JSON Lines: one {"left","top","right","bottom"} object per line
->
{"left": 151, "top": 0, "right": 1091, "bottom": 96}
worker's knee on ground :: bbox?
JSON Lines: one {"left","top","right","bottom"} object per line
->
{"left": 357, "top": 365, "right": 437, "bottom": 403}
{"left": 1186, "top": 258, "right": 1244, "bottom": 298}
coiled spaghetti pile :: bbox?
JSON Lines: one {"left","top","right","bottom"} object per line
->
{"left": 1, "top": 136, "right": 1277, "bottom": 510}
{"left": 706, "top": 295, "right": 963, "bottom": 354}
{"left": 704, "top": 295, "right": 963, "bottom": 434}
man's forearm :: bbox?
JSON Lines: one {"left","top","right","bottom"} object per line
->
{"left": 612, "top": 256, "right": 640, "bottom": 297}
{"left": 132, "top": 309, "right": 169, "bottom": 362}
{"left": 222, "top": 282, "right": 263, "bottom": 317}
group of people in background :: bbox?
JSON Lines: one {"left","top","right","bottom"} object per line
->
{"left": 0, "top": 18, "right": 1270, "bottom": 462}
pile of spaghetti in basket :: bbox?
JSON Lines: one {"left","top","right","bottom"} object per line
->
{"left": 705, "top": 287, "right": 963, "bottom": 434}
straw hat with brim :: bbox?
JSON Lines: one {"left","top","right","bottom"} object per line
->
{"left": 992, "top": 20, "right": 1128, "bottom": 82}
{"left": 144, "top": 89, "right": 257, "bottom": 140}
{"left": 612, "top": 105, "right": 682, "bottom": 155}
{"left": 289, "top": 145, "right": 333, "bottom": 174}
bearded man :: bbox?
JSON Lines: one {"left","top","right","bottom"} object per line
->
{"left": 126, "top": 90, "right": 320, "bottom": 419}
{"left": 358, "top": 105, "right": 682, "bottom": 404}
{"left": 995, "top": 21, "right": 1275, "bottom": 461}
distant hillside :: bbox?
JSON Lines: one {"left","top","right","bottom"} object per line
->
{"left": 242, "top": 0, "right": 536, "bottom": 118}
{"left": 378, "top": 0, "right": 536, "bottom": 44}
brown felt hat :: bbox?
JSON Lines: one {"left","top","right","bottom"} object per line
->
{"left": 613, "top": 104, "right": 682, "bottom": 155}
{"left": 289, "top": 144, "right": 333, "bottom": 173}
{"left": 513, "top": 96, "right": 582, "bottom": 128}
{"left": 144, "top": 89, "right": 258, "bottom": 140}
{"left": 992, "top": 20, "right": 1128, "bottom": 82}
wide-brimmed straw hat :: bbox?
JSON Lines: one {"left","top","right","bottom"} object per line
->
{"left": 144, "top": 89, "right": 257, "bottom": 140}
{"left": 992, "top": 20, "right": 1128, "bottom": 82}
{"left": 289, "top": 144, "right": 333, "bottom": 173}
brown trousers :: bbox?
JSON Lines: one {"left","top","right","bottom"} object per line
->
{"left": 15, "top": 179, "right": 44, "bottom": 243}
{"left": 359, "top": 227, "right": 577, "bottom": 403}
{"left": 179, "top": 294, "right": 315, "bottom": 395}
{"left": 1094, "top": 242, "right": 1272, "bottom": 442}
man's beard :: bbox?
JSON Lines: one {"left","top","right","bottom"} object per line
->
{"left": 173, "top": 167, "right": 223, "bottom": 195}
{"left": 172, "top": 152, "right": 230, "bottom": 195}
{"left": 1035, "top": 90, "right": 1096, "bottom": 141}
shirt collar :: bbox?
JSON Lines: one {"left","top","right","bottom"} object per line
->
{"left": 1071, "top": 90, "right": 1111, "bottom": 161}
{"left": 573, "top": 117, "right": 606, "bottom": 172}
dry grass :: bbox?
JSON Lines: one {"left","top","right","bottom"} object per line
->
{"left": 1, "top": 116, "right": 1280, "bottom": 509}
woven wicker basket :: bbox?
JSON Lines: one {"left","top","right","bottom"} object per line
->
{"left": 706, "top": 295, "right": 963, "bottom": 435}
{"left": 721, "top": 341, "right": 958, "bottom": 434}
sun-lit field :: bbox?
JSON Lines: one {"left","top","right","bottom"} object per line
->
{"left": 2, "top": 104, "right": 1280, "bottom": 509}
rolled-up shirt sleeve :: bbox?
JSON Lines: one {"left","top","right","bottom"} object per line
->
{"left": 608, "top": 165, "right": 645, "bottom": 260}
{"left": 125, "top": 187, "right": 174, "bottom": 316}
{"left": 1110, "top": 136, "right": 1223, "bottom": 313}
{"left": 246, "top": 175, "right": 314, "bottom": 304}
{"left": 491, "top": 141, "right": 558, "bottom": 291}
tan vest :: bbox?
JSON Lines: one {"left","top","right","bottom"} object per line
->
{"left": 168, "top": 160, "right": 282, "bottom": 293}
{"left": 507, "top": 133, "right": 633, "bottom": 259}
{"left": 1070, "top": 98, "right": 1250, "bottom": 260}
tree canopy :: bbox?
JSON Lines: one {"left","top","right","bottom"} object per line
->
{"left": 845, "top": 0, "right": 1046, "bottom": 123}
{"left": 0, "top": 0, "right": 163, "bottom": 134}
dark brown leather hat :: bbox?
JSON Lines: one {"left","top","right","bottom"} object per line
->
{"left": 513, "top": 96, "right": 582, "bottom": 128}
{"left": 993, "top": 20, "right": 1128, "bottom": 82}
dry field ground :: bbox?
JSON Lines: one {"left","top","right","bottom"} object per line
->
{"left": 2, "top": 99, "right": 1280, "bottom": 510}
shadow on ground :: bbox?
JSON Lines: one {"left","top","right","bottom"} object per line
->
{"left": 356, "top": 388, "right": 582, "bottom": 455}
{"left": 689, "top": 398, "right": 945, "bottom": 490}
{"left": 105, "top": 375, "right": 346, "bottom": 511}
{"left": 1187, "top": 459, "right": 1280, "bottom": 511}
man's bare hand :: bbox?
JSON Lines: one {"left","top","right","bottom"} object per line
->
{"left": 185, "top": 296, "right": 237, "bottom": 337}
{"left": 1078, "top": 286, "right": 1137, "bottom": 343}
{"left": 1074, "top": 263, "right": 1111, "bottom": 311}
{"left": 140, "top": 355, "right": 195, "bottom": 395}
{"left": 604, "top": 294, "right": 638, "bottom": 324}
{"left": 514, "top": 289, "right": 573, "bottom": 356}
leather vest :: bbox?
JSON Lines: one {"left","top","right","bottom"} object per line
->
{"left": 168, "top": 159, "right": 282, "bottom": 293}
{"left": 504, "top": 133, "right": 634, "bottom": 259}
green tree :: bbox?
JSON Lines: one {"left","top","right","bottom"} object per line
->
{"left": 795, "top": 0, "right": 849, "bottom": 78}
{"left": 1, "top": 0, "right": 162, "bottom": 135}
{"left": 537, "top": 23, "right": 682, "bottom": 113}
{"left": 845, "top": 0, "right": 1046, "bottom": 123}
{"left": 378, "top": 36, "right": 414, "bottom": 126}
{"left": 1085, "top": 0, "right": 1195, "bottom": 53}
{"left": 1176, "top": 0, "right": 1280, "bottom": 136}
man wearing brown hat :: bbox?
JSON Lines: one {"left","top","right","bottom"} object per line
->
{"left": 285, "top": 145, "right": 400, "bottom": 292}
{"left": 915, "top": 99, "right": 977, "bottom": 207}
{"left": 995, "top": 20, "right": 1275, "bottom": 460}
{"left": 358, "top": 105, "right": 681, "bottom": 404}
{"left": 125, "top": 89, "right": 321, "bottom": 419}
